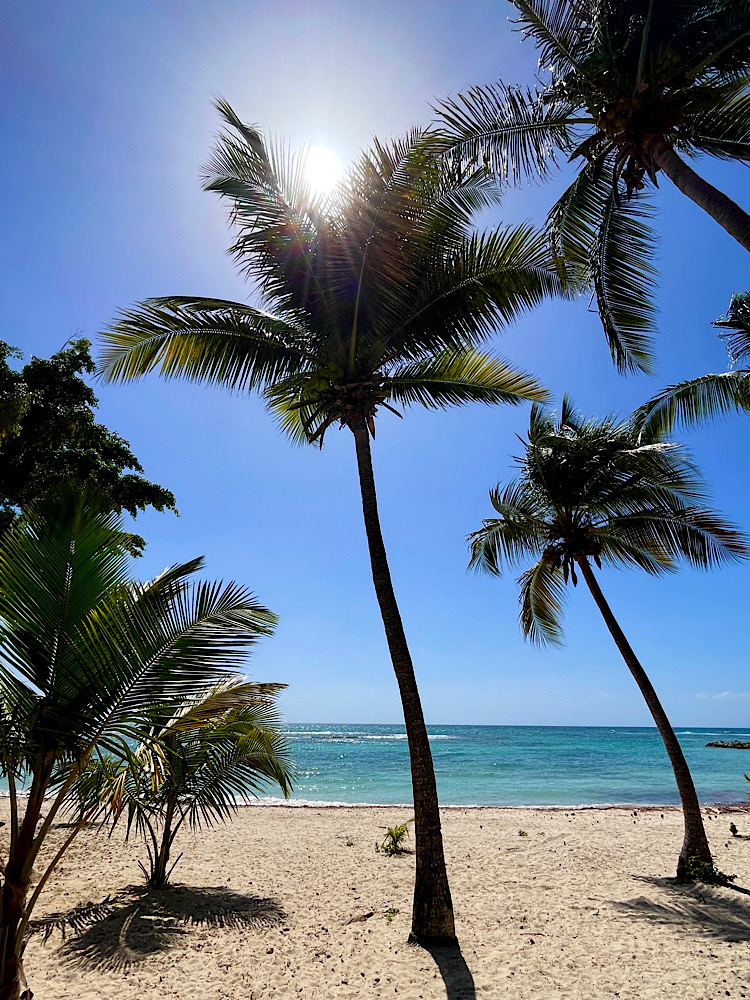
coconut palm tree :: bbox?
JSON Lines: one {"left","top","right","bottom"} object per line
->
{"left": 98, "top": 101, "right": 566, "bottom": 944}
{"left": 635, "top": 290, "right": 750, "bottom": 436}
{"left": 89, "top": 680, "right": 293, "bottom": 888}
{"left": 438, "top": 0, "right": 750, "bottom": 373}
{"left": 468, "top": 399, "right": 746, "bottom": 879}
{"left": 0, "top": 485, "right": 279, "bottom": 1000}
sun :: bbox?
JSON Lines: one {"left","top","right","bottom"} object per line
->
{"left": 305, "top": 146, "right": 342, "bottom": 196}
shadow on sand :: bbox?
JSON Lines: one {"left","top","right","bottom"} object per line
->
{"left": 425, "top": 944, "right": 477, "bottom": 1000}
{"left": 614, "top": 875, "right": 750, "bottom": 944}
{"left": 29, "top": 884, "right": 285, "bottom": 971}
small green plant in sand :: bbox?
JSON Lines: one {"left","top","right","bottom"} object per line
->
{"left": 376, "top": 819, "right": 414, "bottom": 856}
{"left": 518, "top": 830, "right": 528, "bottom": 837}
{"left": 384, "top": 906, "right": 400, "bottom": 925}
{"left": 346, "top": 837, "right": 354, "bottom": 847}
{"left": 684, "top": 855, "right": 736, "bottom": 886}
{"left": 730, "top": 822, "right": 739, "bottom": 838}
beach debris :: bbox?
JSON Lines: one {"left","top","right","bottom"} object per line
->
{"left": 730, "top": 822, "right": 739, "bottom": 837}
{"left": 345, "top": 911, "right": 374, "bottom": 925}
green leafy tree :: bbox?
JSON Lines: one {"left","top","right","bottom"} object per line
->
{"left": 438, "top": 0, "right": 750, "bottom": 373}
{"left": 0, "top": 486, "right": 278, "bottom": 1000}
{"left": 0, "top": 339, "right": 175, "bottom": 552}
{"left": 636, "top": 290, "right": 750, "bottom": 435}
{"left": 98, "top": 102, "right": 566, "bottom": 944}
{"left": 468, "top": 399, "right": 746, "bottom": 879}
{"left": 90, "top": 681, "right": 293, "bottom": 888}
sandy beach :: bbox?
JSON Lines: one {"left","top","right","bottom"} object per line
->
{"left": 10, "top": 802, "right": 750, "bottom": 999}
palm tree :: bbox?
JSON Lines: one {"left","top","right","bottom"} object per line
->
{"left": 98, "top": 101, "right": 566, "bottom": 944}
{"left": 0, "top": 485, "right": 279, "bottom": 1000}
{"left": 635, "top": 290, "right": 750, "bottom": 436}
{"left": 438, "top": 0, "right": 750, "bottom": 373}
{"left": 468, "top": 399, "right": 746, "bottom": 879}
{"left": 89, "top": 681, "right": 293, "bottom": 888}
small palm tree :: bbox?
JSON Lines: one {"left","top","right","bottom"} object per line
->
{"left": 438, "top": 0, "right": 750, "bottom": 373}
{"left": 98, "top": 102, "right": 566, "bottom": 944}
{"left": 0, "top": 486, "right": 279, "bottom": 1000}
{"left": 91, "top": 681, "right": 293, "bottom": 887}
{"left": 636, "top": 290, "right": 750, "bottom": 436}
{"left": 468, "top": 399, "right": 746, "bottom": 879}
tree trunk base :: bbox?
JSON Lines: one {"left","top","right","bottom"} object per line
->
{"left": 408, "top": 931, "right": 459, "bottom": 947}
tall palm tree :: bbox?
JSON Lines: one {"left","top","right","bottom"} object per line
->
{"left": 636, "top": 290, "right": 750, "bottom": 435}
{"left": 0, "top": 485, "right": 279, "bottom": 1000}
{"left": 438, "top": 0, "right": 750, "bottom": 373}
{"left": 98, "top": 101, "right": 566, "bottom": 944}
{"left": 88, "top": 680, "right": 293, "bottom": 888}
{"left": 468, "top": 399, "right": 746, "bottom": 879}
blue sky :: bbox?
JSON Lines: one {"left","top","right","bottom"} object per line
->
{"left": 1, "top": 1, "right": 749, "bottom": 726}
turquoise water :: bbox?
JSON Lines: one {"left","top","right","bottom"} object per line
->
{"left": 257, "top": 725, "right": 750, "bottom": 807}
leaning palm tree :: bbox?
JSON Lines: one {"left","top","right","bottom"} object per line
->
{"left": 438, "top": 0, "right": 750, "bottom": 373}
{"left": 468, "top": 399, "right": 746, "bottom": 879}
{"left": 98, "top": 101, "right": 566, "bottom": 944}
{"left": 89, "top": 681, "right": 293, "bottom": 888}
{"left": 636, "top": 290, "right": 750, "bottom": 436}
{"left": 0, "top": 484, "right": 279, "bottom": 1000}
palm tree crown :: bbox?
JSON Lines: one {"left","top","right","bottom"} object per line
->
{"left": 99, "top": 101, "right": 565, "bottom": 437}
{"left": 469, "top": 397, "right": 745, "bottom": 644}
{"left": 438, "top": 0, "right": 750, "bottom": 373}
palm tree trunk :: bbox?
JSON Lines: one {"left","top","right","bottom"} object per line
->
{"left": 350, "top": 417, "right": 456, "bottom": 945}
{"left": 648, "top": 137, "right": 750, "bottom": 254}
{"left": 576, "top": 556, "right": 712, "bottom": 879}
{"left": 0, "top": 787, "right": 44, "bottom": 1000}
{"left": 150, "top": 799, "right": 178, "bottom": 888}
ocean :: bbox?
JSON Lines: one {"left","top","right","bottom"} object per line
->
{"left": 258, "top": 724, "right": 750, "bottom": 807}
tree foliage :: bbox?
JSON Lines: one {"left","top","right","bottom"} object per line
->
{"left": 0, "top": 339, "right": 175, "bottom": 552}
{"left": 635, "top": 290, "right": 750, "bottom": 435}
{"left": 85, "top": 681, "right": 292, "bottom": 886}
{"left": 438, "top": 0, "right": 750, "bottom": 371}
{"left": 99, "top": 105, "right": 568, "bottom": 441}
{"left": 468, "top": 397, "right": 746, "bottom": 643}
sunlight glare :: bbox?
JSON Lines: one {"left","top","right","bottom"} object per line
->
{"left": 305, "top": 146, "right": 342, "bottom": 196}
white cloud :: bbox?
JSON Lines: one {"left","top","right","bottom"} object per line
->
{"left": 696, "top": 691, "right": 750, "bottom": 701}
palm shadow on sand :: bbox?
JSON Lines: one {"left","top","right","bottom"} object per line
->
{"left": 614, "top": 875, "right": 750, "bottom": 943}
{"left": 425, "top": 945, "right": 476, "bottom": 1000}
{"left": 29, "top": 884, "right": 285, "bottom": 971}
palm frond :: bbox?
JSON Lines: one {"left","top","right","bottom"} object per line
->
{"left": 467, "top": 482, "right": 548, "bottom": 573}
{"left": 549, "top": 166, "right": 657, "bottom": 373}
{"left": 633, "top": 371, "right": 750, "bottom": 436}
{"left": 518, "top": 560, "right": 568, "bottom": 646}
{"left": 511, "top": 0, "right": 593, "bottom": 76}
{"left": 714, "top": 289, "right": 750, "bottom": 362}
{"left": 387, "top": 349, "right": 548, "bottom": 410}
{"left": 99, "top": 298, "right": 310, "bottom": 390}
{"left": 680, "top": 86, "right": 750, "bottom": 160}
{"left": 436, "top": 83, "right": 577, "bottom": 186}
{"left": 397, "top": 223, "right": 568, "bottom": 356}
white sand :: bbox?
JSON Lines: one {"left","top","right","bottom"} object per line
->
{"left": 8, "top": 803, "right": 750, "bottom": 999}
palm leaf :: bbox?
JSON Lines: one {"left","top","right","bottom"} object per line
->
{"left": 549, "top": 166, "right": 657, "bottom": 373}
{"left": 100, "top": 297, "right": 311, "bottom": 390}
{"left": 633, "top": 371, "right": 750, "bottom": 436}
{"left": 436, "top": 84, "right": 577, "bottom": 186}
{"left": 511, "top": 0, "right": 593, "bottom": 76}
{"left": 518, "top": 560, "right": 568, "bottom": 646}
{"left": 387, "top": 349, "right": 548, "bottom": 409}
